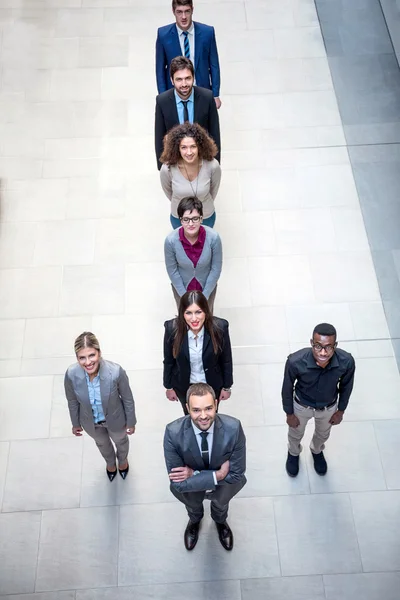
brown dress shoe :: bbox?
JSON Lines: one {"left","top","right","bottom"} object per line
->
{"left": 216, "top": 521, "right": 234, "bottom": 551}
{"left": 184, "top": 519, "right": 201, "bottom": 551}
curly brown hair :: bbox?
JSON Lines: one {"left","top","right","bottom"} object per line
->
{"left": 160, "top": 122, "right": 218, "bottom": 165}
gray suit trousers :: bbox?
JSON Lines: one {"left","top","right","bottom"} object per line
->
{"left": 170, "top": 477, "right": 246, "bottom": 523}
{"left": 90, "top": 422, "right": 129, "bottom": 467}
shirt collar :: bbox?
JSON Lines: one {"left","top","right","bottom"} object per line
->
{"left": 179, "top": 224, "right": 205, "bottom": 244}
{"left": 306, "top": 348, "right": 339, "bottom": 370}
{"left": 188, "top": 326, "right": 204, "bottom": 341}
{"left": 192, "top": 421, "right": 215, "bottom": 436}
{"left": 174, "top": 88, "right": 194, "bottom": 105}
{"left": 85, "top": 371, "right": 100, "bottom": 383}
{"left": 176, "top": 22, "right": 194, "bottom": 36}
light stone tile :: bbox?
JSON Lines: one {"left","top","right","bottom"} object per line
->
{"left": 248, "top": 255, "right": 315, "bottom": 305}
{"left": 3, "top": 437, "right": 82, "bottom": 511}
{"left": 232, "top": 344, "right": 290, "bottom": 366}
{"left": 296, "top": 164, "right": 360, "bottom": 208}
{"left": 20, "top": 356, "right": 73, "bottom": 377}
{"left": 324, "top": 572, "right": 400, "bottom": 600}
{"left": 259, "top": 362, "right": 288, "bottom": 426}
{"left": 218, "top": 30, "right": 276, "bottom": 63}
{"left": 246, "top": 0, "right": 295, "bottom": 29}
{"left": 0, "top": 441, "right": 9, "bottom": 509}
{"left": 273, "top": 208, "right": 335, "bottom": 255}
{"left": 1, "top": 177, "right": 68, "bottom": 223}
{"left": 350, "top": 491, "right": 400, "bottom": 572}
{"left": 219, "top": 306, "right": 288, "bottom": 346}
{"left": 125, "top": 262, "right": 174, "bottom": 316}
{"left": 283, "top": 91, "right": 341, "bottom": 128}
{"left": 0, "top": 319, "right": 25, "bottom": 359}
{"left": 346, "top": 357, "right": 400, "bottom": 421}
{"left": 212, "top": 169, "right": 243, "bottom": 213}
{"left": 67, "top": 175, "right": 126, "bottom": 219}
{"left": 261, "top": 125, "right": 346, "bottom": 149}
{"left": 330, "top": 207, "right": 370, "bottom": 251}
{"left": 195, "top": 1, "right": 247, "bottom": 31}
{"left": 23, "top": 316, "right": 91, "bottom": 358}
{"left": 292, "top": 0, "right": 319, "bottom": 26}
{"left": 309, "top": 252, "right": 380, "bottom": 303}
{"left": 215, "top": 211, "right": 277, "bottom": 258}
{"left": 0, "top": 375, "right": 52, "bottom": 441}
{"left": 241, "top": 575, "right": 325, "bottom": 600}
{"left": 51, "top": 374, "right": 77, "bottom": 438}
{"left": 374, "top": 420, "right": 400, "bottom": 490}
{"left": 55, "top": 8, "right": 105, "bottom": 37}
{"left": 0, "top": 132, "right": 45, "bottom": 159}
{"left": 217, "top": 257, "right": 252, "bottom": 308}
{"left": 118, "top": 498, "right": 280, "bottom": 585}
{"left": 285, "top": 303, "right": 355, "bottom": 343}
{"left": 230, "top": 94, "right": 286, "bottom": 130}
{"left": 33, "top": 220, "right": 96, "bottom": 266}
{"left": 356, "top": 339, "right": 394, "bottom": 358}
{"left": 60, "top": 265, "right": 125, "bottom": 316}
{"left": 77, "top": 581, "right": 241, "bottom": 600}
{"left": 1, "top": 68, "right": 51, "bottom": 101}
{"left": 102, "top": 67, "right": 142, "bottom": 100}
{"left": 0, "top": 222, "right": 37, "bottom": 268}
{"left": 79, "top": 36, "right": 129, "bottom": 67}
{"left": 218, "top": 364, "right": 265, "bottom": 427}
{"left": 0, "top": 512, "right": 41, "bottom": 595}
{"left": 0, "top": 267, "right": 62, "bottom": 319}
{"left": 0, "top": 156, "right": 43, "bottom": 179}
{"left": 274, "top": 26, "right": 326, "bottom": 58}
{"left": 348, "top": 301, "right": 390, "bottom": 340}
{"left": 43, "top": 158, "right": 100, "bottom": 179}
{"left": 275, "top": 493, "right": 362, "bottom": 575}
{"left": 0, "top": 359, "right": 21, "bottom": 377}
{"left": 0, "top": 593, "right": 75, "bottom": 600}
{"left": 36, "top": 506, "right": 119, "bottom": 591}
{"left": 240, "top": 167, "right": 298, "bottom": 211}
{"left": 50, "top": 68, "right": 102, "bottom": 101}
{"left": 45, "top": 138, "right": 101, "bottom": 159}
{"left": 33, "top": 37, "right": 79, "bottom": 69}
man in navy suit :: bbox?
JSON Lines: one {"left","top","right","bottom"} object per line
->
{"left": 156, "top": 0, "right": 221, "bottom": 109}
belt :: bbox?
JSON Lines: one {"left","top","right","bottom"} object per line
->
{"left": 295, "top": 397, "right": 336, "bottom": 411}
{"left": 95, "top": 420, "right": 106, "bottom": 425}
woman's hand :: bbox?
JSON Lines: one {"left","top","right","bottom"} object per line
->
{"left": 166, "top": 388, "right": 179, "bottom": 402}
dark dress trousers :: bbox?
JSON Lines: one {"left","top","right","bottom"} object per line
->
{"left": 164, "top": 413, "right": 246, "bottom": 523}
{"left": 154, "top": 86, "right": 221, "bottom": 170}
{"left": 163, "top": 317, "right": 233, "bottom": 413}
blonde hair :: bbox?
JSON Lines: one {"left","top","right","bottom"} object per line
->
{"left": 74, "top": 331, "right": 101, "bottom": 356}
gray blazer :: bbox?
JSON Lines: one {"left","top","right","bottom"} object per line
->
{"left": 164, "top": 225, "right": 222, "bottom": 299}
{"left": 64, "top": 359, "right": 136, "bottom": 436}
{"left": 164, "top": 414, "right": 246, "bottom": 494}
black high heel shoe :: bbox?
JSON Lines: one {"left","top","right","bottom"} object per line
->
{"left": 106, "top": 467, "right": 117, "bottom": 482}
{"left": 118, "top": 463, "right": 129, "bottom": 480}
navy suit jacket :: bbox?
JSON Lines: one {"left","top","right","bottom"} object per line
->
{"left": 155, "top": 21, "right": 221, "bottom": 97}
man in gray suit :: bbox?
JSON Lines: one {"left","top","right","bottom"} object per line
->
{"left": 164, "top": 382, "right": 246, "bottom": 551}
{"left": 64, "top": 334, "right": 136, "bottom": 481}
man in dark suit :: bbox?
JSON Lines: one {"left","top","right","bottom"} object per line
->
{"left": 156, "top": 0, "right": 221, "bottom": 108}
{"left": 164, "top": 382, "right": 246, "bottom": 551}
{"left": 155, "top": 56, "right": 221, "bottom": 170}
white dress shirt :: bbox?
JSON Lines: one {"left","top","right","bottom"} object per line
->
{"left": 188, "top": 327, "right": 207, "bottom": 384}
{"left": 176, "top": 23, "right": 195, "bottom": 71}
{"left": 191, "top": 421, "right": 217, "bottom": 485}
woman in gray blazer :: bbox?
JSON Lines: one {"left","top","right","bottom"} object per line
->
{"left": 64, "top": 332, "right": 136, "bottom": 482}
{"left": 164, "top": 197, "right": 223, "bottom": 314}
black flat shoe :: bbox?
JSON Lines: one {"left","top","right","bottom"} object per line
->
{"left": 312, "top": 451, "right": 327, "bottom": 475}
{"left": 184, "top": 519, "right": 201, "bottom": 551}
{"left": 106, "top": 468, "right": 117, "bottom": 482}
{"left": 286, "top": 452, "right": 299, "bottom": 477}
{"left": 119, "top": 463, "right": 129, "bottom": 480}
{"left": 216, "top": 521, "right": 234, "bottom": 551}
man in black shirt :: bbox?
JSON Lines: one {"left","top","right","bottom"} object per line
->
{"left": 282, "top": 323, "right": 355, "bottom": 477}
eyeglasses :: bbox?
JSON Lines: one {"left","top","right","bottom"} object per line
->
{"left": 312, "top": 342, "right": 337, "bottom": 353}
{"left": 181, "top": 216, "right": 201, "bottom": 224}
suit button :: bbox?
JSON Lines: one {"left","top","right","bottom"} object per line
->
{"left": 205, "top": 368, "right": 208, "bottom": 372}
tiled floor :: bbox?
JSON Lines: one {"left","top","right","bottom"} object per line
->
{"left": 0, "top": 0, "right": 400, "bottom": 598}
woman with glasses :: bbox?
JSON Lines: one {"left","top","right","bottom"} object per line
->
{"left": 164, "top": 196, "right": 222, "bottom": 313}
{"left": 160, "top": 122, "right": 221, "bottom": 229}
{"left": 163, "top": 290, "right": 233, "bottom": 415}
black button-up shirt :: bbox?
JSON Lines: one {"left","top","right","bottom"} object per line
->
{"left": 282, "top": 347, "right": 355, "bottom": 415}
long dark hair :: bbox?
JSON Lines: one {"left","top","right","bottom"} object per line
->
{"left": 172, "top": 291, "right": 223, "bottom": 358}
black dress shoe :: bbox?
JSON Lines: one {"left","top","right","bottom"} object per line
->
{"left": 286, "top": 452, "right": 299, "bottom": 477}
{"left": 312, "top": 451, "right": 327, "bottom": 475}
{"left": 216, "top": 521, "right": 233, "bottom": 551}
{"left": 106, "top": 468, "right": 117, "bottom": 482}
{"left": 184, "top": 519, "right": 201, "bottom": 551}
{"left": 118, "top": 463, "right": 129, "bottom": 480}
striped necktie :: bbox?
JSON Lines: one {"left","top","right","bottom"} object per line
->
{"left": 183, "top": 31, "right": 190, "bottom": 59}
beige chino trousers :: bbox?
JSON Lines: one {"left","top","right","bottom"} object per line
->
{"left": 288, "top": 400, "right": 337, "bottom": 456}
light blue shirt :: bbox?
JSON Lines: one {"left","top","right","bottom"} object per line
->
{"left": 174, "top": 88, "right": 194, "bottom": 124}
{"left": 85, "top": 372, "right": 105, "bottom": 424}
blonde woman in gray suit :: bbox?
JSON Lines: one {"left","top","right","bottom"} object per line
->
{"left": 64, "top": 332, "right": 136, "bottom": 481}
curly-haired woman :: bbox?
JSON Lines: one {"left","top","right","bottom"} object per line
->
{"left": 160, "top": 122, "right": 221, "bottom": 229}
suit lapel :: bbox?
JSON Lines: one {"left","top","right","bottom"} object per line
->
{"left": 193, "top": 22, "right": 202, "bottom": 71}
{"left": 170, "top": 23, "right": 182, "bottom": 57}
{"left": 184, "top": 420, "right": 205, "bottom": 471}
{"left": 202, "top": 326, "right": 211, "bottom": 359}
{"left": 193, "top": 86, "right": 200, "bottom": 123}
{"left": 99, "top": 360, "right": 111, "bottom": 414}
{"left": 169, "top": 89, "right": 179, "bottom": 124}
{"left": 182, "top": 330, "right": 190, "bottom": 362}
{"left": 210, "top": 416, "right": 224, "bottom": 470}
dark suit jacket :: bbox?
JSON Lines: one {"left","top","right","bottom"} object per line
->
{"left": 164, "top": 413, "right": 246, "bottom": 493}
{"left": 155, "top": 21, "right": 221, "bottom": 97}
{"left": 154, "top": 86, "right": 221, "bottom": 170}
{"left": 163, "top": 317, "right": 233, "bottom": 394}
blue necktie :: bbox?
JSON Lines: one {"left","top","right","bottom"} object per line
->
{"left": 183, "top": 31, "right": 190, "bottom": 59}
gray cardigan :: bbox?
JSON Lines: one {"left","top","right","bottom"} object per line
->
{"left": 164, "top": 225, "right": 223, "bottom": 299}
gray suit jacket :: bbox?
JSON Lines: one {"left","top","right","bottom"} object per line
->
{"left": 164, "top": 414, "right": 246, "bottom": 494}
{"left": 164, "top": 225, "right": 222, "bottom": 299}
{"left": 64, "top": 359, "right": 136, "bottom": 436}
